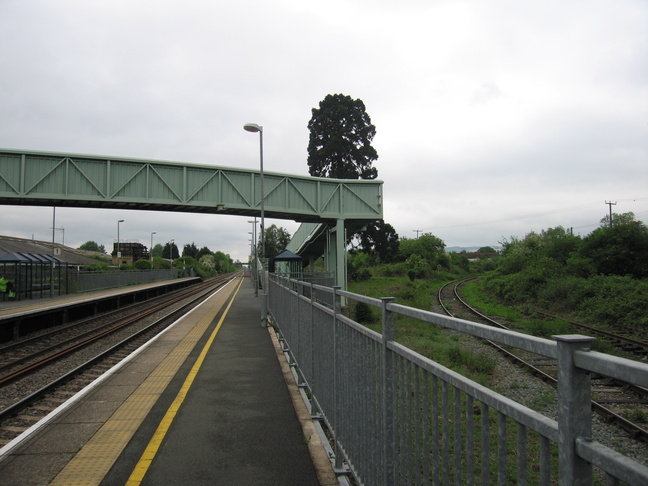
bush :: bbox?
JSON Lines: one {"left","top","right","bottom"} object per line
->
{"left": 354, "top": 301, "right": 377, "bottom": 324}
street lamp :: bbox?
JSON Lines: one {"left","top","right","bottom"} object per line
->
{"left": 150, "top": 232, "right": 157, "bottom": 262}
{"left": 248, "top": 218, "right": 258, "bottom": 297}
{"left": 117, "top": 219, "right": 124, "bottom": 268}
{"left": 168, "top": 239, "right": 175, "bottom": 260}
{"left": 244, "top": 123, "right": 266, "bottom": 326}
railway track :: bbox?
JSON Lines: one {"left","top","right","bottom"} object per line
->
{"left": 437, "top": 277, "right": 648, "bottom": 443}
{"left": 0, "top": 272, "right": 241, "bottom": 443}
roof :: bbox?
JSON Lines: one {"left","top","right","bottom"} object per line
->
{"left": 0, "top": 252, "right": 67, "bottom": 264}
{"left": 0, "top": 235, "right": 103, "bottom": 265}
{"left": 271, "top": 250, "right": 304, "bottom": 261}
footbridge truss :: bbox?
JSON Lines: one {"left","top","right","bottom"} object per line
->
{"left": 0, "top": 149, "right": 383, "bottom": 287}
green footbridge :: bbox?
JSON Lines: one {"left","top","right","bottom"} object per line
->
{"left": 0, "top": 149, "right": 383, "bottom": 288}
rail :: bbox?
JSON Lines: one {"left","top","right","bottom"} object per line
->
{"left": 268, "top": 274, "right": 648, "bottom": 486}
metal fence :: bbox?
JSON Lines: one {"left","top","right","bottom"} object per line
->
{"left": 268, "top": 275, "right": 648, "bottom": 486}
{"left": 70, "top": 268, "right": 182, "bottom": 293}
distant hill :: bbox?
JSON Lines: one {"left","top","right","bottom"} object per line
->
{"left": 445, "top": 246, "right": 481, "bottom": 253}
{"left": 446, "top": 246, "right": 501, "bottom": 253}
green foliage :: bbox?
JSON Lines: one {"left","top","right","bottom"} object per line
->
{"left": 405, "top": 254, "right": 427, "bottom": 281}
{"left": 182, "top": 242, "right": 200, "bottom": 259}
{"left": 78, "top": 241, "right": 106, "bottom": 253}
{"left": 84, "top": 262, "right": 111, "bottom": 272}
{"left": 213, "top": 251, "right": 234, "bottom": 273}
{"left": 133, "top": 258, "right": 152, "bottom": 270}
{"left": 151, "top": 256, "right": 171, "bottom": 269}
{"left": 307, "top": 93, "right": 378, "bottom": 180}
{"left": 447, "top": 346, "right": 496, "bottom": 375}
{"left": 351, "top": 220, "right": 400, "bottom": 263}
{"left": 524, "top": 319, "right": 571, "bottom": 338}
{"left": 151, "top": 243, "right": 164, "bottom": 258}
{"left": 162, "top": 242, "right": 180, "bottom": 259}
{"left": 354, "top": 301, "right": 377, "bottom": 324}
{"left": 580, "top": 220, "right": 648, "bottom": 278}
{"left": 399, "top": 233, "right": 445, "bottom": 264}
{"left": 348, "top": 252, "right": 373, "bottom": 281}
{"left": 263, "top": 224, "right": 291, "bottom": 259}
{"left": 484, "top": 219, "right": 648, "bottom": 330}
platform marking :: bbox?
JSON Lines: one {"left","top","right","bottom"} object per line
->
{"left": 126, "top": 277, "right": 243, "bottom": 485}
{"left": 46, "top": 278, "right": 240, "bottom": 486}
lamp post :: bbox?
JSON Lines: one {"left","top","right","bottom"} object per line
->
{"left": 244, "top": 123, "right": 266, "bottom": 326}
{"left": 248, "top": 218, "right": 258, "bottom": 297}
{"left": 117, "top": 219, "right": 124, "bottom": 268}
{"left": 150, "top": 231, "right": 157, "bottom": 281}
{"left": 150, "top": 232, "right": 157, "bottom": 263}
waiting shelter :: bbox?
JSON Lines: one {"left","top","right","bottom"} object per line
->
{"left": 269, "top": 249, "right": 304, "bottom": 277}
{"left": 0, "top": 252, "right": 68, "bottom": 300}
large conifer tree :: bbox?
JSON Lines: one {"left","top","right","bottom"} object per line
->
{"left": 307, "top": 94, "right": 378, "bottom": 180}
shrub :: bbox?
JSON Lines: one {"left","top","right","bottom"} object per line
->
{"left": 355, "top": 301, "right": 377, "bottom": 324}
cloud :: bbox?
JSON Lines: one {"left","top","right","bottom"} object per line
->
{"left": 1, "top": 0, "right": 646, "bottom": 260}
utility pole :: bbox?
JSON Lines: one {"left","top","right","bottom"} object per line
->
{"left": 413, "top": 229, "right": 423, "bottom": 238}
{"left": 605, "top": 201, "right": 617, "bottom": 227}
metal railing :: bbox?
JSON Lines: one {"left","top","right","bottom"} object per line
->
{"left": 70, "top": 269, "right": 181, "bottom": 293}
{"left": 268, "top": 275, "right": 648, "bottom": 486}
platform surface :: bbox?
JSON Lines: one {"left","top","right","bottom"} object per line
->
{"left": 0, "top": 277, "right": 328, "bottom": 485}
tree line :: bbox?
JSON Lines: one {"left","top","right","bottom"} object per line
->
{"left": 482, "top": 212, "right": 648, "bottom": 330}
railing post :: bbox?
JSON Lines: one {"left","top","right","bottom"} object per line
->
{"left": 332, "top": 286, "right": 343, "bottom": 471}
{"left": 554, "top": 334, "right": 596, "bottom": 486}
{"left": 382, "top": 296, "right": 396, "bottom": 486}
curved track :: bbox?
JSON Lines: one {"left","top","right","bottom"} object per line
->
{"left": 437, "top": 277, "right": 648, "bottom": 443}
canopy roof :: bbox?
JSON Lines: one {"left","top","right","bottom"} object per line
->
{"left": 0, "top": 252, "right": 67, "bottom": 264}
{"left": 271, "top": 250, "right": 303, "bottom": 261}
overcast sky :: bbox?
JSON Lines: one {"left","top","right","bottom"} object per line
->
{"left": 1, "top": 0, "right": 646, "bottom": 261}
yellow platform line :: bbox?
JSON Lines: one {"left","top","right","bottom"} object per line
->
{"left": 49, "top": 278, "right": 242, "bottom": 486}
{"left": 126, "top": 278, "right": 242, "bottom": 485}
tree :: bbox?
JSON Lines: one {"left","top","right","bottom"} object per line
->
{"left": 353, "top": 220, "right": 399, "bottom": 263}
{"left": 151, "top": 243, "right": 164, "bottom": 258}
{"left": 78, "top": 241, "right": 106, "bottom": 253}
{"left": 163, "top": 242, "right": 179, "bottom": 260}
{"left": 182, "top": 242, "right": 199, "bottom": 259}
{"left": 600, "top": 211, "right": 636, "bottom": 228}
{"left": 198, "top": 246, "right": 212, "bottom": 259}
{"left": 580, "top": 220, "right": 648, "bottom": 279}
{"left": 213, "top": 251, "right": 234, "bottom": 273}
{"left": 398, "top": 233, "right": 446, "bottom": 265}
{"left": 263, "top": 225, "right": 291, "bottom": 259}
{"left": 307, "top": 93, "right": 378, "bottom": 180}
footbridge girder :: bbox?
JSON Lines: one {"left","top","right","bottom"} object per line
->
{"left": 0, "top": 149, "right": 383, "bottom": 288}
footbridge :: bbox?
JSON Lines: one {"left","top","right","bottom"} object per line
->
{"left": 0, "top": 149, "right": 383, "bottom": 288}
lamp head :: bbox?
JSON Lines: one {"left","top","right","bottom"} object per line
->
{"left": 243, "top": 123, "right": 262, "bottom": 133}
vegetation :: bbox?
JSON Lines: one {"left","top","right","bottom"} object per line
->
{"left": 345, "top": 211, "right": 648, "bottom": 384}
{"left": 263, "top": 224, "right": 291, "bottom": 259}
{"left": 482, "top": 213, "right": 648, "bottom": 331}
{"left": 307, "top": 93, "right": 378, "bottom": 180}
{"left": 78, "top": 241, "right": 106, "bottom": 253}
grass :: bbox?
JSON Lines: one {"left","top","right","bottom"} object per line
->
{"left": 348, "top": 276, "right": 498, "bottom": 386}
{"left": 347, "top": 272, "right": 567, "bottom": 483}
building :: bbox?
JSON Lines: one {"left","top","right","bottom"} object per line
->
{"left": 112, "top": 241, "right": 149, "bottom": 266}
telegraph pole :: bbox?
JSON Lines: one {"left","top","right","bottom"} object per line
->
{"left": 605, "top": 201, "right": 617, "bottom": 227}
{"left": 413, "top": 229, "right": 423, "bottom": 238}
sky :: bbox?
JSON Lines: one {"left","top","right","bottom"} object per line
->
{"left": 1, "top": 0, "right": 647, "bottom": 262}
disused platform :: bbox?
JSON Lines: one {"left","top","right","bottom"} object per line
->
{"left": 0, "top": 277, "right": 336, "bottom": 485}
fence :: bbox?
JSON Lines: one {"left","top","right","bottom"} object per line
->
{"left": 268, "top": 274, "right": 648, "bottom": 486}
{"left": 69, "top": 268, "right": 182, "bottom": 293}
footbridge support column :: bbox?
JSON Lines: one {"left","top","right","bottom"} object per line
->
{"left": 325, "top": 219, "right": 346, "bottom": 291}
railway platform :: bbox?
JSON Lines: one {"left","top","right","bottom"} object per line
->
{"left": 0, "top": 276, "right": 336, "bottom": 485}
